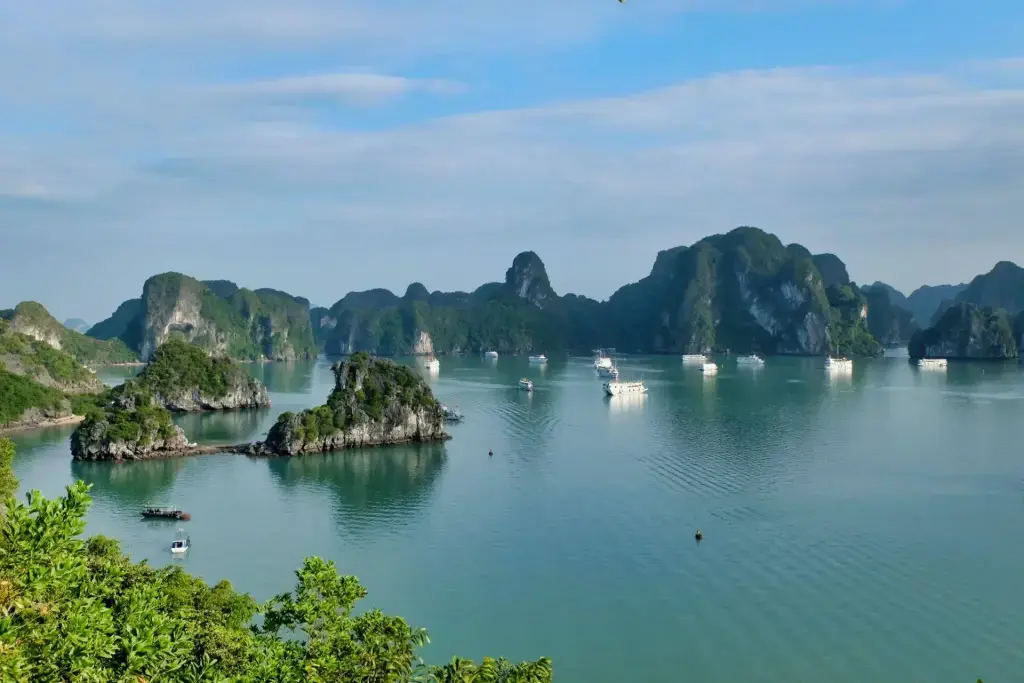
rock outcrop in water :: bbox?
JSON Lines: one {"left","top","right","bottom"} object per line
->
{"left": 132, "top": 338, "right": 270, "bottom": 411}
{"left": 70, "top": 384, "right": 192, "bottom": 461}
{"left": 908, "top": 302, "right": 1018, "bottom": 360}
{"left": 88, "top": 273, "right": 317, "bottom": 362}
{"left": 249, "top": 353, "right": 447, "bottom": 456}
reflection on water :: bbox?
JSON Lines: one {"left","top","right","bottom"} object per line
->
{"left": 71, "top": 458, "right": 185, "bottom": 506}
{"left": 247, "top": 360, "right": 317, "bottom": 394}
{"left": 173, "top": 408, "right": 270, "bottom": 444}
{"left": 605, "top": 392, "right": 647, "bottom": 420}
{"left": 265, "top": 443, "right": 446, "bottom": 538}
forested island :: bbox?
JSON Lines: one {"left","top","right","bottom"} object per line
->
{"left": 251, "top": 352, "right": 447, "bottom": 456}
{"left": 70, "top": 339, "right": 271, "bottom": 460}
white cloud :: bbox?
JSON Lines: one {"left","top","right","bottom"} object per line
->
{"left": 219, "top": 72, "right": 465, "bottom": 105}
{"left": 1, "top": 1, "right": 1020, "bottom": 319}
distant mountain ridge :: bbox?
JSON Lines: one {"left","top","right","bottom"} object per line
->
{"left": 312, "top": 226, "right": 882, "bottom": 357}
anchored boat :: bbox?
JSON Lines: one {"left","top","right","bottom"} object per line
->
{"left": 603, "top": 379, "right": 647, "bottom": 396}
{"left": 528, "top": 354, "right": 548, "bottom": 363}
{"left": 518, "top": 378, "right": 534, "bottom": 391}
{"left": 141, "top": 506, "right": 191, "bottom": 521}
{"left": 442, "top": 404, "right": 464, "bottom": 422}
{"left": 170, "top": 528, "right": 191, "bottom": 555}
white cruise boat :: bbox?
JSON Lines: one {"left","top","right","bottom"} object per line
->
{"left": 681, "top": 354, "right": 706, "bottom": 363}
{"left": 170, "top": 528, "right": 190, "bottom": 555}
{"left": 528, "top": 354, "right": 548, "bottom": 363}
{"left": 916, "top": 358, "right": 947, "bottom": 368}
{"left": 423, "top": 357, "right": 440, "bottom": 372}
{"left": 484, "top": 350, "right": 499, "bottom": 359}
{"left": 518, "top": 378, "right": 533, "bottom": 391}
{"left": 597, "top": 365, "right": 619, "bottom": 379}
{"left": 701, "top": 362, "right": 718, "bottom": 375}
{"left": 594, "top": 353, "right": 613, "bottom": 369}
{"left": 603, "top": 379, "right": 647, "bottom": 396}
{"left": 825, "top": 356, "right": 853, "bottom": 370}
{"left": 736, "top": 354, "right": 765, "bottom": 366}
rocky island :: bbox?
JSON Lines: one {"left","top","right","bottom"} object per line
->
{"left": 70, "top": 339, "right": 271, "bottom": 460}
{"left": 248, "top": 352, "right": 447, "bottom": 456}
{"left": 88, "top": 273, "right": 317, "bottom": 362}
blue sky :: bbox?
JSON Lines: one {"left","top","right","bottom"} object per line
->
{"left": 2, "top": 0, "right": 1023, "bottom": 322}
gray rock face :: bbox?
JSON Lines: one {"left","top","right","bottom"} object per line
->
{"left": 505, "top": 251, "right": 555, "bottom": 309}
{"left": 154, "top": 380, "right": 271, "bottom": 412}
{"left": 260, "top": 406, "right": 447, "bottom": 456}
{"left": 908, "top": 302, "right": 1018, "bottom": 359}
{"left": 70, "top": 421, "right": 191, "bottom": 461}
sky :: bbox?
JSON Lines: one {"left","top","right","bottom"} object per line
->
{"left": 2, "top": 0, "right": 1023, "bottom": 323}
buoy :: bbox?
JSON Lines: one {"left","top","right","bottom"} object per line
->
{"left": 695, "top": 529, "right": 703, "bottom": 541}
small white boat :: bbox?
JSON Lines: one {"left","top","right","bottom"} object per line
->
{"left": 594, "top": 353, "right": 613, "bottom": 369}
{"left": 736, "top": 354, "right": 765, "bottom": 365}
{"left": 424, "top": 357, "right": 440, "bottom": 371}
{"left": 484, "top": 350, "right": 499, "bottom": 359}
{"left": 681, "top": 354, "right": 706, "bottom": 363}
{"left": 518, "top": 378, "right": 533, "bottom": 391}
{"left": 916, "top": 358, "right": 947, "bottom": 368}
{"left": 170, "top": 528, "right": 190, "bottom": 554}
{"left": 603, "top": 380, "right": 647, "bottom": 396}
{"left": 596, "top": 364, "right": 618, "bottom": 378}
{"left": 825, "top": 356, "right": 853, "bottom": 370}
{"left": 701, "top": 362, "right": 718, "bottom": 375}
{"left": 528, "top": 354, "right": 548, "bottom": 363}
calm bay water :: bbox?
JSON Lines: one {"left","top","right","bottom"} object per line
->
{"left": 10, "top": 355, "right": 1024, "bottom": 682}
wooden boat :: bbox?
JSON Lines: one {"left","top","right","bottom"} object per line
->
{"left": 141, "top": 506, "right": 191, "bottom": 521}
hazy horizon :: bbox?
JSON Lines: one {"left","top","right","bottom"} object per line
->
{"left": 3, "top": 1, "right": 1021, "bottom": 321}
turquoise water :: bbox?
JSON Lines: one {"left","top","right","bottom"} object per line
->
{"left": 9, "top": 355, "right": 1024, "bottom": 682}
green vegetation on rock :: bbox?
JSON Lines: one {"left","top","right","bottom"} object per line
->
{"left": 263, "top": 353, "right": 445, "bottom": 455}
{"left": 72, "top": 382, "right": 177, "bottom": 453}
{"left": 0, "top": 319, "right": 99, "bottom": 390}
{"left": 908, "top": 302, "right": 1018, "bottom": 360}
{"left": 951, "top": 261, "right": 1024, "bottom": 316}
{"left": 1, "top": 302, "right": 137, "bottom": 365}
{"left": 89, "top": 274, "right": 317, "bottom": 362}
{"left": 0, "top": 368, "right": 70, "bottom": 428}
{"left": 136, "top": 338, "right": 259, "bottom": 401}
{"left": 825, "top": 285, "right": 882, "bottom": 357}
{"left": 0, "top": 447, "right": 551, "bottom": 681}
{"left": 315, "top": 227, "right": 882, "bottom": 357}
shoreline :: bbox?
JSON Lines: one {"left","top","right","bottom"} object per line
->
{"left": 0, "top": 414, "right": 85, "bottom": 434}
{"left": 71, "top": 433, "right": 452, "bottom": 463}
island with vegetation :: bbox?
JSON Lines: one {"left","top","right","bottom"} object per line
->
{"left": 0, "top": 318, "right": 110, "bottom": 431}
{"left": 88, "top": 273, "right": 317, "bottom": 362}
{"left": 907, "top": 261, "right": 1024, "bottom": 359}
{"left": 1, "top": 301, "right": 138, "bottom": 366}
{"left": 252, "top": 352, "right": 447, "bottom": 456}
{"left": 70, "top": 340, "right": 271, "bottom": 460}
{"left": 311, "top": 227, "right": 886, "bottom": 357}
{"left": 0, "top": 437, "right": 552, "bottom": 681}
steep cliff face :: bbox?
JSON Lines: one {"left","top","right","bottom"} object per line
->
{"left": 255, "top": 353, "right": 446, "bottom": 456}
{"left": 951, "top": 261, "right": 1024, "bottom": 315}
{"left": 602, "top": 227, "right": 852, "bottom": 355}
{"left": 908, "top": 303, "right": 1018, "bottom": 359}
{"left": 0, "top": 318, "right": 105, "bottom": 393}
{"left": 89, "top": 274, "right": 317, "bottom": 361}
{"left": 132, "top": 339, "right": 271, "bottom": 412}
{"left": 811, "top": 253, "right": 851, "bottom": 288}
{"left": 70, "top": 385, "right": 192, "bottom": 461}
{"left": 862, "top": 284, "right": 918, "bottom": 345}
{"left": 316, "top": 254, "right": 565, "bottom": 356}
{"left": 1, "top": 302, "right": 137, "bottom": 365}
{"left": 505, "top": 252, "right": 556, "bottom": 309}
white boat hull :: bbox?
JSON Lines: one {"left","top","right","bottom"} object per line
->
{"left": 701, "top": 362, "right": 718, "bottom": 375}
{"left": 528, "top": 355, "right": 547, "bottom": 363}
{"left": 603, "top": 381, "right": 647, "bottom": 396}
{"left": 681, "top": 354, "right": 706, "bottom": 363}
{"left": 916, "top": 358, "right": 947, "bottom": 368}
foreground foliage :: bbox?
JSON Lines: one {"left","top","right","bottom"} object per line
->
{"left": 0, "top": 441, "right": 551, "bottom": 681}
